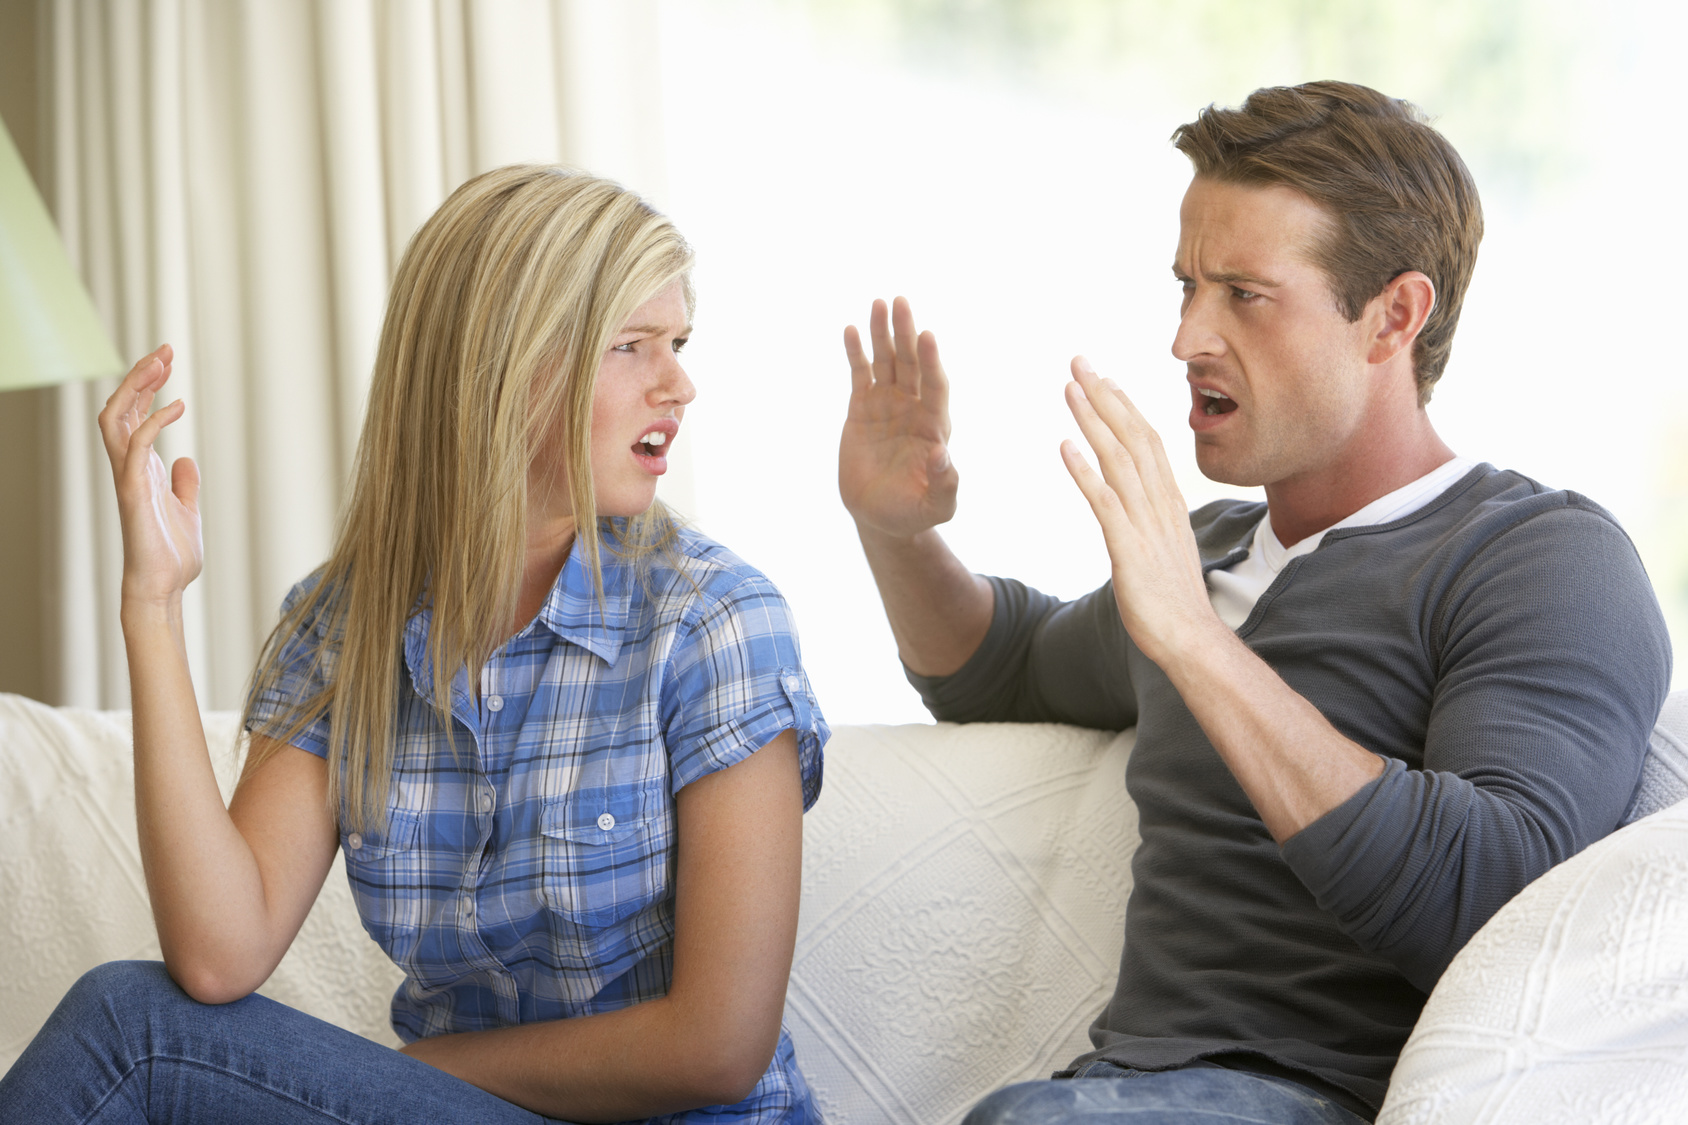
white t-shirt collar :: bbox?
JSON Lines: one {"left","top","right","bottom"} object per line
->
{"left": 1256, "top": 456, "right": 1479, "bottom": 573}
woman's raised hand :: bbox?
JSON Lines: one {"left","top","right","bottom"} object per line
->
{"left": 838, "top": 297, "right": 960, "bottom": 539}
{"left": 97, "top": 345, "right": 203, "bottom": 610}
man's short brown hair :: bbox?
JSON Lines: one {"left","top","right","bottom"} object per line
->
{"left": 1172, "top": 81, "right": 1483, "bottom": 405}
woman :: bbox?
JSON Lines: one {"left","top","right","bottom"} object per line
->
{"left": 0, "top": 168, "right": 826, "bottom": 1124}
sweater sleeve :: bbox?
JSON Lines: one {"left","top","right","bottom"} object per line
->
{"left": 1280, "top": 501, "right": 1672, "bottom": 993}
{"left": 905, "top": 574, "right": 1140, "bottom": 730}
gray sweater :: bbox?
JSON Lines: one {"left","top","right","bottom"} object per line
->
{"left": 908, "top": 465, "right": 1671, "bottom": 1117}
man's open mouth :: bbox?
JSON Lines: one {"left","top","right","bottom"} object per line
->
{"left": 1198, "top": 387, "right": 1238, "bottom": 416}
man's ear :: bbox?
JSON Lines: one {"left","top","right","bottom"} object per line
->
{"left": 1366, "top": 271, "right": 1435, "bottom": 366}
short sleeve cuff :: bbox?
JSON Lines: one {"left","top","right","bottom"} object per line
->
{"left": 669, "top": 663, "right": 828, "bottom": 810}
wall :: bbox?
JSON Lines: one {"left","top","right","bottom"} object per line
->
{"left": 0, "top": 0, "right": 50, "bottom": 702}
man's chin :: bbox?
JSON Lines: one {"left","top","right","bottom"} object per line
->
{"left": 1194, "top": 446, "right": 1268, "bottom": 489}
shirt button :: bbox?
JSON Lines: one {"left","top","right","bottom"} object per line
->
{"left": 479, "top": 792, "right": 493, "bottom": 813}
{"left": 597, "top": 812, "right": 616, "bottom": 832}
{"left": 487, "top": 695, "right": 503, "bottom": 711}
{"left": 462, "top": 895, "right": 475, "bottom": 915}
{"left": 783, "top": 675, "right": 801, "bottom": 692}
{"left": 347, "top": 832, "right": 363, "bottom": 851}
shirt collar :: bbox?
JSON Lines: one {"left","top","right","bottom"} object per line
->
{"left": 401, "top": 532, "right": 637, "bottom": 711}
{"left": 534, "top": 532, "right": 634, "bottom": 666}
{"left": 1256, "top": 455, "right": 1481, "bottom": 573}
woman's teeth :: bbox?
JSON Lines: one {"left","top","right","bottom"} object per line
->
{"left": 639, "top": 431, "right": 667, "bottom": 447}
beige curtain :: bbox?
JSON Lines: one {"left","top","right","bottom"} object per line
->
{"left": 39, "top": 0, "right": 677, "bottom": 710}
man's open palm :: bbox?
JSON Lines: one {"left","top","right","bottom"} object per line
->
{"left": 839, "top": 297, "right": 960, "bottom": 538}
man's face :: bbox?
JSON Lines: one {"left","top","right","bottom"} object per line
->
{"left": 1173, "top": 176, "right": 1377, "bottom": 488}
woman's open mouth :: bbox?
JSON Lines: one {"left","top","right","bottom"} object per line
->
{"left": 632, "top": 426, "right": 674, "bottom": 472}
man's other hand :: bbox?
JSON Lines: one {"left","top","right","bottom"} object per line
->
{"left": 839, "top": 297, "right": 959, "bottom": 539}
{"left": 1060, "top": 356, "right": 1219, "bottom": 668}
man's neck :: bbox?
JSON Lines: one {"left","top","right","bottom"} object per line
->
{"left": 1263, "top": 419, "right": 1456, "bottom": 548}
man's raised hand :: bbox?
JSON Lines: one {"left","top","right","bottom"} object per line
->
{"left": 97, "top": 344, "right": 203, "bottom": 612}
{"left": 838, "top": 297, "right": 959, "bottom": 539}
{"left": 1059, "top": 357, "right": 1218, "bottom": 669}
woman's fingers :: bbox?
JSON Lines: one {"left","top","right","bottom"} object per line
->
{"left": 122, "top": 398, "right": 186, "bottom": 483}
{"left": 100, "top": 346, "right": 175, "bottom": 466}
{"left": 171, "top": 455, "right": 201, "bottom": 512}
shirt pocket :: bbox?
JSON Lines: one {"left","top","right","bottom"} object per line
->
{"left": 539, "top": 778, "right": 669, "bottom": 928}
{"left": 341, "top": 808, "right": 426, "bottom": 946}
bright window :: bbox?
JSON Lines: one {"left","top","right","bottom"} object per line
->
{"left": 658, "top": 0, "right": 1688, "bottom": 723}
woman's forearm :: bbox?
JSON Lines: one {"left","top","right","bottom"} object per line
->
{"left": 400, "top": 991, "right": 769, "bottom": 1122}
{"left": 124, "top": 600, "right": 309, "bottom": 1001}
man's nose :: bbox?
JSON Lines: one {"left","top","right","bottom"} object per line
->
{"left": 1171, "top": 289, "right": 1224, "bottom": 362}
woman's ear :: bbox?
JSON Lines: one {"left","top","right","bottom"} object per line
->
{"left": 1366, "top": 271, "right": 1435, "bottom": 366}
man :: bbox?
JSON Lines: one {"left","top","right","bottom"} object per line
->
{"left": 836, "top": 81, "right": 1671, "bottom": 1124}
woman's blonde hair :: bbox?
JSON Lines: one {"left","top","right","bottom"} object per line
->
{"left": 242, "top": 166, "right": 695, "bottom": 830}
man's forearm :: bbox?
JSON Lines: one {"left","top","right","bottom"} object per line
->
{"left": 856, "top": 524, "right": 993, "bottom": 677}
{"left": 1161, "top": 618, "right": 1385, "bottom": 842}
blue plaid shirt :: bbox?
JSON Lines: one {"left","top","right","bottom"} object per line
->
{"left": 248, "top": 526, "right": 828, "bottom": 1124}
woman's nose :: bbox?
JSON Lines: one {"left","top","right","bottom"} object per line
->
{"left": 652, "top": 354, "right": 696, "bottom": 407}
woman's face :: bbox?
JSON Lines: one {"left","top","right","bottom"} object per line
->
{"left": 585, "top": 279, "right": 696, "bottom": 519}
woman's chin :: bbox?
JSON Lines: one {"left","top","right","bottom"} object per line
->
{"left": 598, "top": 489, "right": 662, "bottom": 520}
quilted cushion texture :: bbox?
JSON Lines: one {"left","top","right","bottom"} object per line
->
{"left": 0, "top": 694, "right": 1133, "bottom": 1125}
{"left": 1379, "top": 695, "right": 1688, "bottom": 1124}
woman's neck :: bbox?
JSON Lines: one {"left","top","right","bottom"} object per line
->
{"left": 510, "top": 515, "right": 578, "bottom": 639}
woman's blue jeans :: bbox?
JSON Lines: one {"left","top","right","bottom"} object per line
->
{"left": 961, "top": 1059, "right": 1374, "bottom": 1125}
{"left": 0, "top": 961, "right": 569, "bottom": 1124}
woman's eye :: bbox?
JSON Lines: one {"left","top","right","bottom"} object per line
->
{"left": 612, "top": 342, "right": 636, "bottom": 353}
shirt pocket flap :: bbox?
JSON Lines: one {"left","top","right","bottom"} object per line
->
{"left": 542, "top": 778, "right": 664, "bottom": 845}
{"left": 343, "top": 807, "right": 422, "bottom": 861}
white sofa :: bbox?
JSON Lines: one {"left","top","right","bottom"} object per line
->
{"left": 3, "top": 692, "right": 1686, "bottom": 1124}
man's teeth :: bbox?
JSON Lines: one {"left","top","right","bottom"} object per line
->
{"left": 640, "top": 432, "right": 667, "bottom": 447}
{"left": 1197, "top": 387, "right": 1230, "bottom": 400}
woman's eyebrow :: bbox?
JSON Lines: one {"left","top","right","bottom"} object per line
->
{"left": 616, "top": 323, "right": 691, "bottom": 337}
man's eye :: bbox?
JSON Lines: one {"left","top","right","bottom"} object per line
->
{"left": 1231, "top": 287, "right": 1259, "bottom": 301}
{"left": 672, "top": 337, "right": 688, "bottom": 354}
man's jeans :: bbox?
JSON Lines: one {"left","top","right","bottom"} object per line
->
{"left": 962, "top": 1059, "right": 1373, "bottom": 1125}
{"left": 0, "top": 961, "right": 570, "bottom": 1125}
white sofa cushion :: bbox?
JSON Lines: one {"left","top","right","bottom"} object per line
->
{"left": 1623, "top": 691, "right": 1688, "bottom": 825}
{"left": 0, "top": 695, "right": 1133, "bottom": 1125}
{"left": 788, "top": 722, "right": 1133, "bottom": 1123}
{"left": 0, "top": 697, "right": 404, "bottom": 1072}
{"left": 1378, "top": 695, "right": 1688, "bottom": 1124}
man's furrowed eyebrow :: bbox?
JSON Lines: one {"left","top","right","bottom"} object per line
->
{"left": 1170, "top": 264, "right": 1285, "bottom": 288}
{"left": 1210, "top": 269, "right": 1284, "bottom": 288}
